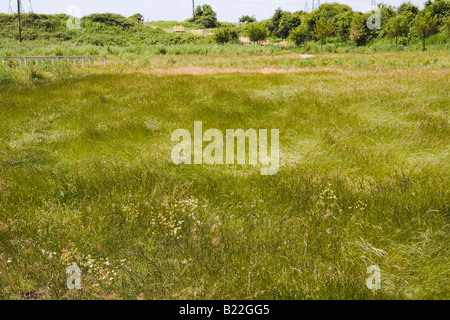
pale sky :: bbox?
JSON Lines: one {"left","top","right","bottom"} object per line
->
{"left": 3, "top": 0, "right": 425, "bottom": 22}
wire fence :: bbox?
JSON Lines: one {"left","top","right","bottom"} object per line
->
{"left": 2, "top": 55, "right": 107, "bottom": 67}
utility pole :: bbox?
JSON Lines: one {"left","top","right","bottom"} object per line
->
{"left": 17, "top": 0, "right": 22, "bottom": 43}
{"left": 192, "top": 0, "right": 195, "bottom": 21}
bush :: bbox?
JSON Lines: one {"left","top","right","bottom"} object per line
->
{"left": 0, "top": 68, "right": 14, "bottom": 85}
{"left": 84, "top": 14, "right": 134, "bottom": 29}
{"left": 214, "top": 27, "right": 239, "bottom": 44}
{"left": 193, "top": 5, "right": 218, "bottom": 29}
{"left": 441, "top": 16, "right": 450, "bottom": 38}
{"left": 214, "top": 28, "right": 231, "bottom": 44}
{"left": 247, "top": 22, "right": 269, "bottom": 42}
{"left": 290, "top": 25, "right": 309, "bottom": 46}
{"left": 129, "top": 13, "right": 144, "bottom": 22}
{"left": 157, "top": 46, "right": 168, "bottom": 55}
{"left": 240, "top": 15, "right": 256, "bottom": 23}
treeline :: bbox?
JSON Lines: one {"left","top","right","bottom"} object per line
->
{"left": 217, "top": 0, "right": 450, "bottom": 49}
{"left": 0, "top": 1, "right": 448, "bottom": 50}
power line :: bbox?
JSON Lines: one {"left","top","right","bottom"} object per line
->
{"left": 312, "top": 0, "right": 321, "bottom": 11}
{"left": 17, "top": 0, "right": 22, "bottom": 43}
{"left": 371, "top": 0, "right": 378, "bottom": 10}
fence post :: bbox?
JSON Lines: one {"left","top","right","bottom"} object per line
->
{"left": 82, "top": 57, "right": 84, "bottom": 66}
{"left": 2, "top": 57, "right": 5, "bottom": 67}
{"left": 89, "top": 57, "right": 92, "bottom": 66}
{"left": 104, "top": 57, "right": 106, "bottom": 66}
{"left": 52, "top": 58, "right": 54, "bottom": 66}
{"left": 24, "top": 58, "right": 27, "bottom": 67}
{"left": 36, "top": 58, "right": 38, "bottom": 65}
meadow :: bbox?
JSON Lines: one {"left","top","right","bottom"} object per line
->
{"left": 0, "top": 47, "right": 448, "bottom": 299}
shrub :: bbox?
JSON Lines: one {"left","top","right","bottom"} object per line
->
{"left": 441, "top": 16, "right": 450, "bottom": 38}
{"left": 314, "top": 18, "right": 335, "bottom": 49}
{"left": 247, "top": 22, "right": 269, "bottom": 42}
{"left": 157, "top": 46, "right": 168, "bottom": 55}
{"left": 214, "top": 28, "right": 231, "bottom": 44}
{"left": 193, "top": 5, "right": 218, "bottom": 29}
{"left": 290, "top": 25, "right": 309, "bottom": 46}
{"left": 0, "top": 68, "right": 14, "bottom": 85}
{"left": 84, "top": 13, "right": 134, "bottom": 29}
{"left": 214, "top": 27, "right": 239, "bottom": 44}
{"left": 129, "top": 13, "right": 144, "bottom": 22}
{"left": 240, "top": 15, "right": 256, "bottom": 23}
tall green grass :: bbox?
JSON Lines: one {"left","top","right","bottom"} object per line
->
{"left": 0, "top": 59, "right": 448, "bottom": 299}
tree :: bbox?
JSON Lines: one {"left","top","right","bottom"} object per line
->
{"left": 247, "top": 22, "right": 269, "bottom": 42}
{"left": 267, "top": 8, "right": 283, "bottom": 35}
{"left": 289, "top": 24, "right": 309, "bottom": 46}
{"left": 241, "top": 15, "right": 256, "bottom": 23}
{"left": 349, "top": 16, "right": 365, "bottom": 48}
{"left": 277, "top": 11, "right": 302, "bottom": 39}
{"left": 308, "top": 3, "right": 352, "bottom": 41}
{"left": 385, "top": 15, "right": 409, "bottom": 46}
{"left": 193, "top": 4, "right": 218, "bottom": 29}
{"left": 413, "top": 11, "right": 438, "bottom": 50}
{"left": 129, "top": 13, "right": 143, "bottom": 22}
{"left": 398, "top": 3, "right": 419, "bottom": 17}
{"left": 314, "top": 18, "right": 334, "bottom": 50}
{"left": 397, "top": 3, "right": 420, "bottom": 44}
{"left": 424, "top": 0, "right": 450, "bottom": 26}
{"left": 214, "top": 27, "right": 238, "bottom": 44}
{"left": 336, "top": 11, "right": 355, "bottom": 41}
{"left": 441, "top": 16, "right": 450, "bottom": 38}
{"left": 214, "top": 28, "right": 230, "bottom": 44}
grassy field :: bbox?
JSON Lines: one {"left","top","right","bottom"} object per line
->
{"left": 0, "top": 50, "right": 449, "bottom": 300}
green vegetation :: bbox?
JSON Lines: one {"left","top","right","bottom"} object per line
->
{"left": 0, "top": 13, "right": 212, "bottom": 46}
{"left": 0, "top": 0, "right": 449, "bottom": 49}
{"left": 214, "top": 27, "right": 239, "bottom": 45}
{"left": 442, "top": 16, "right": 450, "bottom": 38}
{"left": 290, "top": 24, "right": 309, "bottom": 46}
{"left": 314, "top": 18, "right": 335, "bottom": 49}
{"left": 190, "top": 4, "right": 219, "bottom": 29}
{"left": 0, "top": 0, "right": 448, "bottom": 301}
{"left": 247, "top": 22, "right": 269, "bottom": 42}
{"left": 0, "top": 52, "right": 448, "bottom": 299}
{"left": 240, "top": 15, "right": 256, "bottom": 23}
{"left": 251, "top": 0, "right": 449, "bottom": 50}
{"left": 385, "top": 15, "right": 409, "bottom": 47}
{"left": 413, "top": 11, "right": 439, "bottom": 50}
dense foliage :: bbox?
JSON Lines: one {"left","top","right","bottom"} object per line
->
{"left": 0, "top": 1, "right": 448, "bottom": 49}
{"left": 252, "top": 0, "right": 448, "bottom": 47}
{"left": 0, "top": 13, "right": 213, "bottom": 46}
